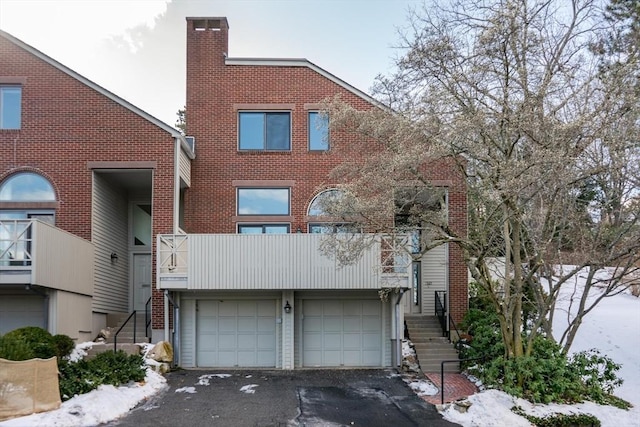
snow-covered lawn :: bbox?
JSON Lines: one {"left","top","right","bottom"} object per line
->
{"left": 439, "top": 269, "right": 640, "bottom": 427}
{"left": 1, "top": 267, "right": 637, "bottom": 426}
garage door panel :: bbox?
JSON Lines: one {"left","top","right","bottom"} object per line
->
{"left": 218, "top": 303, "right": 237, "bottom": 316}
{"left": 196, "top": 300, "right": 276, "bottom": 368}
{"left": 343, "top": 317, "right": 361, "bottom": 332}
{"left": 0, "top": 296, "right": 45, "bottom": 335}
{"left": 363, "top": 316, "right": 381, "bottom": 331}
{"left": 302, "top": 300, "right": 382, "bottom": 367}
{"left": 237, "top": 317, "right": 256, "bottom": 331}
{"left": 324, "top": 317, "right": 341, "bottom": 331}
{"left": 323, "top": 304, "right": 341, "bottom": 316}
{"left": 324, "top": 333, "right": 342, "bottom": 348}
{"left": 343, "top": 301, "right": 361, "bottom": 315}
{"left": 362, "top": 300, "right": 379, "bottom": 315}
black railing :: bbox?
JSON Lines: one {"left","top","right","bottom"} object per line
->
{"left": 448, "top": 314, "right": 462, "bottom": 344}
{"left": 113, "top": 310, "right": 137, "bottom": 352}
{"left": 434, "top": 291, "right": 447, "bottom": 337}
{"left": 145, "top": 297, "right": 152, "bottom": 341}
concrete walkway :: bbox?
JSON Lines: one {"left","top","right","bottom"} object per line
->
{"left": 423, "top": 372, "right": 478, "bottom": 404}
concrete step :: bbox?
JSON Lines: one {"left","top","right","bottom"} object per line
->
{"left": 405, "top": 315, "right": 460, "bottom": 374}
{"left": 84, "top": 343, "right": 142, "bottom": 359}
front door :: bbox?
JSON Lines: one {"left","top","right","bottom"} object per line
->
{"left": 133, "top": 253, "right": 152, "bottom": 312}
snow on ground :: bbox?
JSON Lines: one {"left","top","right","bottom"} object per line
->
{"left": 0, "top": 369, "right": 167, "bottom": 427}
{"left": 440, "top": 266, "right": 640, "bottom": 427}
{"left": 1, "top": 266, "right": 637, "bottom": 426}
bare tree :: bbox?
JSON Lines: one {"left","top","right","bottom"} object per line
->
{"left": 321, "top": 0, "right": 640, "bottom": 366}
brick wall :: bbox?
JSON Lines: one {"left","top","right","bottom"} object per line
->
{"left": 0, "top": 35, "right": 176, "bottom": 328}
{"left": 184, "top": 18, "right": 468, "bottom": 322}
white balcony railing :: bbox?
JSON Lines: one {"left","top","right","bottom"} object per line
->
{"left": 157, "top": 233, "right": 411, "bottom": 291}
{"left": 0, "top": 219, "right": 94, "bottom": 295}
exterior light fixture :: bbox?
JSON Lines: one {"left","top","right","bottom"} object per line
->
{"left": 110, "top": 252, "right": 118, "bottom": 263}
{"left": 284, "top": 300, "right": 292, "bottom": 313}
{"left": 296, "top": 227, "right": 302, "bottom": 233}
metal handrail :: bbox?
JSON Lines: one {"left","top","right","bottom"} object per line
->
{"left": 439, "top": 355, "right": 486, "bottom": 405}
{"left": 435, "top": 291, "right": 447, "bottom": 337}
{"left": 448, "top": 313, "right": 462, "bottom": 344}
{"left": 113, "top": 310, "right": 137, "bottom": 352}
{"left": 145, "top": 297, "right": 152, "bottom": 340}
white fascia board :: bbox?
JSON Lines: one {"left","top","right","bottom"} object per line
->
{"left": 0, "top": 30, "right": 183, "bottom": 139}
{"left": 225, "top": 57, "right": 388, "bottom": 110}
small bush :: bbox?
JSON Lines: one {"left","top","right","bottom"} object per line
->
{"left": 512, "top": 406, "right": 601, "bottom": 426}
{"left": 58, "top": 350, "right": 146, "bottom": 401}
{"left": 52, "top": 334, "right": 75, "bottom": 360}
{"left": 0, "top": 334, "right": 34, "bottom": 361}
{"left": 2, "top": 326, "right": 55, "bottom": 359}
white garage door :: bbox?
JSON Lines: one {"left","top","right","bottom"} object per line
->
{"left": 302, "top": 300, "right": 382, "bottom": 367}
{"left": 196, "top": 300, "right": 276, "bottom": 367}
{"left": 0, "top": 295, "right": 45, "bottom": 335}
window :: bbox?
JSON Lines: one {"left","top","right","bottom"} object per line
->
{"left": 308, "top": 111, "right": 329, "bottom": 151}
{"left": 132, "top": 203, "right": 152, "bottom": 246}
{"left": 239, "top": 112, "right": 291, "bottom": 150}
{"left": 307, "top": 189, "right": 357, "bottom": 233}
{"left": 238, "top": 224, "right": 290, "bottom": 234}
{"left": 237, "top": 188, "right": 290, "bottom": 215}
{"left": 0, "top": 172, "right": 55, "bottom": 202}
{"left": 0, "top": 172, "right": 56, "bottom": 266}
{"left": 0, "top": 86, "right": 21, "bottom": 130}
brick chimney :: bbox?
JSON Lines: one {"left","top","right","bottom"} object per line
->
{"left": 185, "top": 17, "right": 229, "bottom": 136}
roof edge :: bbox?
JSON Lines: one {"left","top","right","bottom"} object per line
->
{"left": 0, "top": 29, "right": 183, "bottom": 138}
{"left": 225, "top": 57, "right": 387, "bottom": 110}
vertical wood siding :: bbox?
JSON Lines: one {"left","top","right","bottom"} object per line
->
{"left": 32, "top": 221, "right": 93, "bottom": 296}
{"left": 91, "top": 174, "right": 129, "bottom": 313}
{"left": 186, "top": 234, "right": 381, "bottom": 290}
{"left": 179, "top": 148, "right": 191, "bottom": 187}
{"left": 421, "top": 244, "right": 448, "bottom": 315}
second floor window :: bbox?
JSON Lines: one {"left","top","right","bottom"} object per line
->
{"left": 308, "top": 111, "right": 329, "bottom": 151}
{"left": 0, "top": 86, "right": 21, "bottom": 130}
{"left": 237, "top": 188, "right": 290, "bottom": 215}
{"left": 239, "top": 112, "right": 291, "bottom": 151}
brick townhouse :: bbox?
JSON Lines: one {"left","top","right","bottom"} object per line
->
{"left": 0, "top": 17, "right": 467, "bottom": 369}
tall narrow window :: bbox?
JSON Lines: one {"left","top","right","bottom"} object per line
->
{"left": 0, "top": 86, "right": 22, "bottom": 130}
{"left": 308, "top": 111, "right": 329, "bottom": 151}
{"left": 239, "top": 112, "right": 291, "bottom": 150}
{"left": 132, "top": 204, "right": 152, "bottom": 246}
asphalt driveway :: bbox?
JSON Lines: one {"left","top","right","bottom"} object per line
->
{"left": 107, "top": 369, "right": 460, "bottom": 427}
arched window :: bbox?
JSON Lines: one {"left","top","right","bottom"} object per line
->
{"left": 307, "top": 189, "right": 355, "bottom": 233}
{"left": 0, "top": 172, "right": 56, "bottom": 202}
{"left": 307, "top": 188, "right": 343, "bottom": 217}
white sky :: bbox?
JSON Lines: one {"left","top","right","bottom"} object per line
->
{"left": 0, "top": 0, "right": 422, "bottom": 126}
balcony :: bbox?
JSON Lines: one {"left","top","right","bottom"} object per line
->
{"left": 0, "top": 219, "right": 94, "bottom": 295}
{"left": 157, "top": 233, "right": 411, "bottom": 291}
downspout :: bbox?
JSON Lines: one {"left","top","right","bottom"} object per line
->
{"left": 395, "top": 289, "right": 407, "bottom": 367}
{"left": 165, "top": 136, "right": 181, "bottom": 343}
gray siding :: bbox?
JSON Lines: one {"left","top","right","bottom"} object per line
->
{"left": 421, "top": 244, "right": 448, "bottom": 315}
{"left": 92, "top": 174, "right": 129, "bottom": 313}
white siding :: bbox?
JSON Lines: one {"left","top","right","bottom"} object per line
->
{"left": 32, "top": 221, "right": 94, "bottom": 296}
{"left": 92, "top": 174, "right": 129, "bottom": 313}
{"left": 178, "top": 148, "right": 191, "bottom": 187}
{"left": 421, "top": 244, "right": 448, "bottom": 315}
{"left": 186, "top": 234, "right": 380, "bottom": 290}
